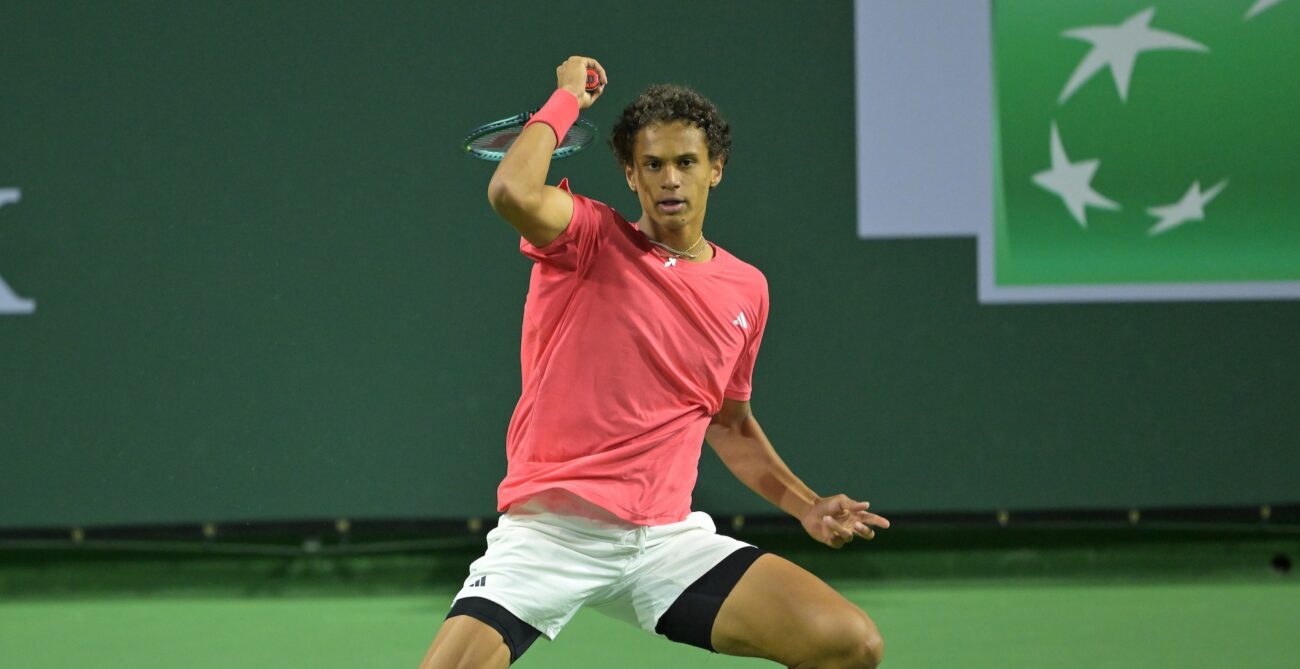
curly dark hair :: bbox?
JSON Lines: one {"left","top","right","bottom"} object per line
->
{"left": 609, "top": 84, "right": 731, "bottom": 167}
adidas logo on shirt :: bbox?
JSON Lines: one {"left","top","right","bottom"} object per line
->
{"left": 664, "top": 257, "right": 678, "bottom": 268}
{"left": 732, "top": 312, "right": 748, "bottom": 329}
{"left": 468, "top": 575, "right": 487, "bottom": 588}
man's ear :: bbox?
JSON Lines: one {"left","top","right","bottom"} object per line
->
{"left": 709, "top": 157, "right": 725, "bottom": 189}
{"left": 625, "top": 163, "right": 636, "bottom": 191}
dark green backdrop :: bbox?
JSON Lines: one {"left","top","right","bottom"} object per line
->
{"left": 2, "top": 1, "right": 1296, "bottom": 529}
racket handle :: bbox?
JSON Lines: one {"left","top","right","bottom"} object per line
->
{"left": 585, "top": 67, "right": 601, "bottom": 92}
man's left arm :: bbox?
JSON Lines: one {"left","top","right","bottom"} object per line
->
{"left": 705, "top": 398, "right": 890, "bottom": 549}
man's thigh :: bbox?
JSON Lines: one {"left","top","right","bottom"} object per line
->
{"left": 710, "top": 554, "right": 884, "bottom": 667}
{"left": 419, "top": 615, "right": 511, "bottom": 669}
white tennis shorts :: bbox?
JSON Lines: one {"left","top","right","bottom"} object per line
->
{"left": 450, "top": 504, "right": 752, "bottom": 639}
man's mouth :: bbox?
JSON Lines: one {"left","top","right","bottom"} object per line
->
{"left": 656, "top": 199, "right": 686, "bottom": 214}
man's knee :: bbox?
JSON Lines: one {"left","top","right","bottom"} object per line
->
{"left": 842, "top": 612, "right": 884, "bottom": 669}
{"left": 860, "top": 622, "right": 885, "bottom": 669}
{"left": 799, "top": 609, "right": 884, "bottom": 669}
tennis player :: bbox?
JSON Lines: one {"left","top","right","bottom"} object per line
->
{"left": 421, "top": 55, "right": 889, "bottom": 669}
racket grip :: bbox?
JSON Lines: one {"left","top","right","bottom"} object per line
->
{"left": 585, "top": 67, "right": 601, "bottom": 92}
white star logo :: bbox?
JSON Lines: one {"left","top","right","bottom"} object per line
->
{"left": 0, "top": 188, "right": 36, "bottom": 315}
{"left": 1146, "top": 180, "right": 1228, "bottom": 236}
{"left": 1246, "top": 0, "right": 1288, "bottom": 20}
{"left": 1032, "top": 123, "right": 1120, "bottom": 228}
{"left": 1059, "top": 7, "right": 1208, "bottom": 104}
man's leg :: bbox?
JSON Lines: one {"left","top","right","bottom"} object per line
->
{"left": 709, "top": 554, "right": 884, "bottom": 669}
{"left": 419, "top": 615, "right": 510, "bottom": 669}
{"left": 419, "top": 597, "right": 543, "bottom": 669}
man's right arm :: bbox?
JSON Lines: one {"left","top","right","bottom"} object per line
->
{"left": 486, "top": 56, "right": 606, "bottom": 249}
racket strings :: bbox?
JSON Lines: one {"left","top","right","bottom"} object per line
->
{"left": 558, "top": 124, "right": 595, "bottom": 149}
{"left": 470, "top": 128, "right": 523, "bottom": 152}
{"left": 470, "top": 125, "right": 594, "bottom": 153}
{"left": 464, "top": 118, "right": 597, "bottom": 161}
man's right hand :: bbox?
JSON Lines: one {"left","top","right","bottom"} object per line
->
{"left": 556, "top": 55, "right": 607, "bottom": 110}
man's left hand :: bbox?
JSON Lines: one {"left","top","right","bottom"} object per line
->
{"left": 800, "top": 495, "right": 891, "bottom": 549}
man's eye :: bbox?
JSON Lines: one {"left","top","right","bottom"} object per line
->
{"left": 679, "top": 159, "right": 694, "bottom": 167}
{"left": 647, "top": 162, "right": 660, "bottom": 169}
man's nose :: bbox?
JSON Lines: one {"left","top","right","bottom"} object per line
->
{"left": 661, "top": 166, "right": 681, "bottom": 189}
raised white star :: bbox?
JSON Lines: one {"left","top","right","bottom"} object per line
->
{"left": 0, "top": 275, "right": 34, "bottom": 313}
{"left": 1032, "top": 123, "right": 1120, "bottom": 228}
{"left": 1059, "top": 7, "right": 1208, "bottom": 104}
{"left": 1246, "top": 0, "right": 1288, "bottom": 20}
{"left": 0, "top": 188, "right": 34, "bottom": 314}
{"left": 1147, "top": 180, "right": 1228, "bottom": 236}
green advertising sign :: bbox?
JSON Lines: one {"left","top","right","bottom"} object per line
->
{"left": 989, "top": 0, "right": 1300, "bottom": 301}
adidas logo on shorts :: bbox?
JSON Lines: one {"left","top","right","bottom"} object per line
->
{"left": 468, "top": 575, "right": 487, "bottom": 588}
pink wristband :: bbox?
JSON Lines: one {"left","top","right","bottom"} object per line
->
{"left": 524, "top": 89, "right": 581, "bottom": 145}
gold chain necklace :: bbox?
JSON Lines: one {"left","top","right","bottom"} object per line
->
{"left": 647, "top": 233, "right": 706, "bottom": 259}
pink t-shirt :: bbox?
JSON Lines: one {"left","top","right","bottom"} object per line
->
{"left": 496, "top": 180, "right": 769, "bottom": 525}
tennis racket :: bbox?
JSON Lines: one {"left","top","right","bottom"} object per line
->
{"left": 462, "top": 68, "right": 602, "bottom": 162}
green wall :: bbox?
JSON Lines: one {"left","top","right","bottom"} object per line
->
{"left": 2, "top": 1, "right": 1297, "bottom": 529}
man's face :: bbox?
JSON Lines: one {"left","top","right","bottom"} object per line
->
{"left": 624, "top": 121, "right": 724, "bottom": 230}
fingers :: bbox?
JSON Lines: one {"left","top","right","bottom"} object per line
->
{"left": 814, "top": 495, "right": 890, "bottom": 547}
{"left": 822, "top": 515, "right": 853, "bottom": 548}
{"left": 854, "top": 511, "right": 891, "bottom": 530}
{"left": 588, "top": 58, "right": 608, "bottom": 88}
{"left": 556, "top": 56, "right": 607, "bottom": 105}
{"left": 850, "top": 521, "right": 876, "bottom": 541}
{"left": 826, "top": 496, "right": 870, "bottom": 515}
{"left": 833, "top": 514, "right": 877, "bottom": 541}
{"left": 586, "top": 58, "right": 607, "bottom": 103}
{"left": 827, "top": 497, "right": 886, "bottom": 525}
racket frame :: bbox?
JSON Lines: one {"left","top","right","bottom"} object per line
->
{"left": 462, "top": 111, "right": 597, "bottom": 162}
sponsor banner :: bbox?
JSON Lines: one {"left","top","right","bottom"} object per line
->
{"left": 986, "top": 0, "right": 1300, "bottom": 302}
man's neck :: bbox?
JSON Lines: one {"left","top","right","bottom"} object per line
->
{"left": 638, "top": 217, "right": 713, "bottom": 262}
{"left": 640, "top": 218, "right": 702, "bottom": 249}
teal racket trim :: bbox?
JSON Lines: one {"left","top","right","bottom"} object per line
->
{"left": 462, "top": 111, "right": 598, "bottom": 161}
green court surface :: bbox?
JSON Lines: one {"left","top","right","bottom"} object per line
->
{"left": 3, "top": 581, "right": 1299, "bottom": 668}
{"left": 2, "top": 529, "right": 1297, "bottom": 668}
